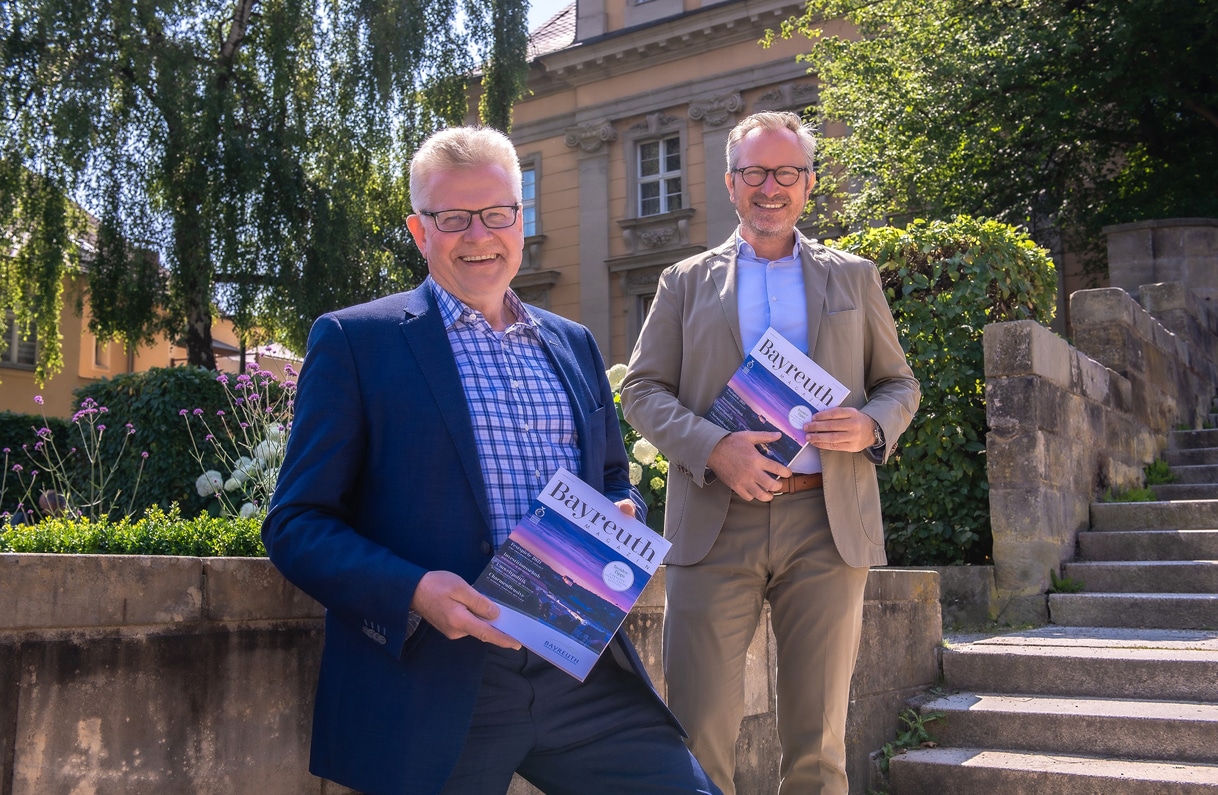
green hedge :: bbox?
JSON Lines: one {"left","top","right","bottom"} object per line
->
{"left": 831, "top": 215, "right": 1056, "bottom": 565}
{"left": 0, "top": 503, "right": 265, "bottom": 556}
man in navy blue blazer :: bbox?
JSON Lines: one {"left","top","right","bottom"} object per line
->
{"left": 263, "top": 126, "right": 719, "bottom": 795}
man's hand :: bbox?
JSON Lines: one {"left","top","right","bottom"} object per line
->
{"left": 410, "top": 570, "right": 521, "bottom": 649}
{"left": 804, "top": 407, "right": 878, "bottom": 453}
{"left": 707, "top": 431, "right": 793, "bottom": 502}
{"left": 615, "top": 499, "right": 637, "bottom": 519}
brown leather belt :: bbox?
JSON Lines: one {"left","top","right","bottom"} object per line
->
{"left": 773, "top": 472, "right": 823, "bottom": 494}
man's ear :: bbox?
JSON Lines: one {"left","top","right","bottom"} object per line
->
{"left": 406, "top": 214, "right": 427, "bottom": 252}
{"left": 724, "top": 170, "right": 736, "bottom": 203}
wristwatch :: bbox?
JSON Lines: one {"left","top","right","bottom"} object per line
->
{"left": 871, "top": 421, "right": 885, "bottom": 449}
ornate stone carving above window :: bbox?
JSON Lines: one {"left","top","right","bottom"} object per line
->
{"left": 629, "top": 113, "right": 681, "bottom": 136}
{"left": 564, "top": 121, "right": 617, "bottom": 154}
{"left": 617, "top": 208, "right": 695, "bottom": 256}
{"left": 752, "top": 81, "right": 819, "bottom": 113}
{"left": 688, "top": 92, "right": 744, "bottom": 130}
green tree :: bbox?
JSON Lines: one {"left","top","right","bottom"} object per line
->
{"left": 1, "top": 0, "right": 528, "bottom": 377}
{"left": 772, "top": 0, "right": 1218, "bottom": 266}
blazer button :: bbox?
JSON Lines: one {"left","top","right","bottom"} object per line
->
{"left": 480, "top": 540, "right": 492, "bottom": 555}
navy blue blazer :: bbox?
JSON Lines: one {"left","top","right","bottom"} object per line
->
{"left": 263, "top": 285, "right": 670, "bottom": 795}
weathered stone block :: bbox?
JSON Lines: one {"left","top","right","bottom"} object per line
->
{"left": 0, "top": 553, "right": 202, "bottom": 629}
{"left": 985, "top": 431, "right": 1047, "bottom": 484}
{"left": 203, "top": 557, "right": 322, "bottom": 622}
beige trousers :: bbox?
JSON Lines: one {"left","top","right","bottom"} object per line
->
{"left": 663, "top": 487, "right": 869, "bottom": 795}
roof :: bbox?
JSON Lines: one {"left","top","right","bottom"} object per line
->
{"left": 527, "top": 2, "right": 577, "bottom": 60}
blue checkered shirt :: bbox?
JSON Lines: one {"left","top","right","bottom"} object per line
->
{"left": 429, "top": 277, "right": 582, "bottom": 548}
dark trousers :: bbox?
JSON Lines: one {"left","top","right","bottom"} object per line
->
{"left": 439, "top": 644, "right": 721, "bottom": 795}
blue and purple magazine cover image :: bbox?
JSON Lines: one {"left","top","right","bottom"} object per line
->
{"left": 474, "top": 469, "right": 669, "bottom": 680}
{"left": 706, "top": 355, "right": 808, "bottom": 465}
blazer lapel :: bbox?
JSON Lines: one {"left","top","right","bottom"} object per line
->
{"left": 400, "top": 288, "right": 494, "bottom": 532}
{"left": 708, "top": 237, "right": 745, "bottom": 360}
{"left": 800, "top": 234, "right": 830, "bottom": 357}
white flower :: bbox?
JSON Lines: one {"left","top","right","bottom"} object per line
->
{"left": 253, "top": 439, "right": 283, "bottom": 464}
{"left": 224, "top": 477, "right": 241, "bottom": 492}
{"left": 606, "top": 363, "right": 628, "bottom": 392}
{"left": 629, "top": 462, "right": 643, "bottom": 485}
{"left": 632, "top": 438, "right": 659, "bottom": 466}
{"left": 239, "top": 502, "right": 258, "bottom": 518}
{"left": 263, "top": 423, "right": 286, "bottom": 444}
{"left": 195, "top": 471, "right": 224, "bottom": 497}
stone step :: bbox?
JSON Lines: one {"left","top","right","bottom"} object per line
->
{"left": 940, "top": 627, "right": 1218, "bottom": 702}
{"left": 889, "top": 748, "right": 1218, "bottom": 794}
{"left": 1170, "top": 428, "right": 1218, "bottom": 450}
{"left": 1063, "top": 560, "right": 1218, "bottom": 593}
{"left": 1079, "top": 529, "right": 1218, "bottom": 561}
{"left": 1049, "top": 592, "right": 1218, "bottom": 630}
{"left": 919, "top": 693, "right": 1218, "bottom": 765}
{"left": 1171, "top": 429, "right": 1218, "bottom": 450}
{"left": 1168, "top": 464, "right": 1218, "bottom": 485}
{"left": 1155, "top": 483, "right": 1218, "bottom": 500}
{"left": 1091, "top": 500, "right": 1218, "bottom": 531}
{"left": 1167, "top": 447, "right": 1218, "bottom": 467}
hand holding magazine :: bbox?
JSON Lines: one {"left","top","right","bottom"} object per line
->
{"left": 704, "top": 327, "right": 850, "bottom": 472}
{"left": 472, "top": 468, "right": 671, "bottom": 681}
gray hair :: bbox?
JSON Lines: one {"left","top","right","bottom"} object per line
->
{"left": 409, "top": 126, "right": 522, "bottom": 210}
{"left": 724, "top": 111, "right": 817, "bottom": 172}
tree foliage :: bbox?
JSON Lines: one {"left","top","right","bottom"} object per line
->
{"left": 833, "top": 216, "right": 1056, "bottom": 565}
{"left": 1, "top": 0, "right": 528, "bottom": 377}
{"left": 773, "top": 0, "right": 1218, "bottom": 265}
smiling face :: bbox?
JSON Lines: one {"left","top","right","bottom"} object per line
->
{"left": 725, "top": 126, "right": 816, "bottom": 260}
{"left": 406, "top": 163, "right": 523, "bottom": 326}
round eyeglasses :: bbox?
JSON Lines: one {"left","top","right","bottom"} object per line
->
{"left": 420, "top": 204, "right": 521, "bottom": 233}
{"left": 731, "top": 166, "right": 809, "bottom": 187}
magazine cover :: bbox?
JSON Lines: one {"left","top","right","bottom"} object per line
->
{"left": 704, "top": 327, "right": 850, "bottom": 471}
{"left": 472, "top": 467, "right": 672, "bottom": 681}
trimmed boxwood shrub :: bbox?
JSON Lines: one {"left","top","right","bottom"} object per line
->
{"left": 831, "top": 215, "right": 1056, "bottom": 565}
{"left": 0, "top": 503, "right": 265, "bottom": 556}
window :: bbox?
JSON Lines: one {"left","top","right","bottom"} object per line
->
{"left": 638, "top": 136, "right": 682, "bottom": 217}
{"left": 521, "top": 166, "right": 537, "bottom": 237}
{"left": 1, "top": 311, "right": 37, "bottom": 367}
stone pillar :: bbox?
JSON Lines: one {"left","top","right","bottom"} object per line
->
{"left": 689, "top": 92, "right": 744, "bottom": 244}
{"left": 1104, "top": 218, "right": 1218, "bottom": 304}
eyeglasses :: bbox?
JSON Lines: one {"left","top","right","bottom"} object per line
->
{"left": 419, "top": 204, "right": 521, "bottom": 233}
{"left": 731, "top": 166, "right": 809, "bottom": 187}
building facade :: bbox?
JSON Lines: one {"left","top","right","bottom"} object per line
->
{"left": 484, "top": 0, "right": 848, "bottom": 365}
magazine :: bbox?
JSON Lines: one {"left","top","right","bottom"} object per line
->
{"left": 704, "top": 327, "right": 850, "bottom": 472}
{"left": 472, "top": 467, "right": 671, "bottom": 681}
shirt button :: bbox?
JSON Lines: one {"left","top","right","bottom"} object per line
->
{"left": 480, "top": 540, "right": 492, "bottom": 555}
{"left": 522, "top": 422, "right": 530, "bottom": 432}
{"left": 511, "top": 380, "right": 520, "bottom": 388}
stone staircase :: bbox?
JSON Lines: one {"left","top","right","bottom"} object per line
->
{"left": 888, "top": 425, "right": 1218, "bottom": 794}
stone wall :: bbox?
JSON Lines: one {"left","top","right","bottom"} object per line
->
{"left": 1105, "top": 218, "right": 1218, "bottom": 304}
{"left": 983, "top": 282, "right": 1218, "bottom": 622}
{"left": 1, "top": 554, "right": 940, "bottom": 795}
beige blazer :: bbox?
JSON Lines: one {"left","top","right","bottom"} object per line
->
{"left": 621, "top": 233, "right": 920, "bottom": 568}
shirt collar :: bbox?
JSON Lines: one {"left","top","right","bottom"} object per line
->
{"left": 734, "top": 231, "right": 800, "bottom": 264}
{"left": 426, "top": 276, "right": 534, "bottom": 332}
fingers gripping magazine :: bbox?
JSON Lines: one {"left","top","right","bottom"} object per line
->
{"left": 472, "top": 468, "right": 671, "bottom": 681}
{"left": 704, "top": 327, "right": 850, "bottom": 472}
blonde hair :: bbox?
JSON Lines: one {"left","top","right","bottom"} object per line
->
{"left": 724, "top": 111, "right": 817, "bottom": 172}
{"left": 409, "top": 126, "right": 522, "bottom": 210}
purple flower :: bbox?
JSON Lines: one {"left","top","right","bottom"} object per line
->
{"left": 237, "top": 374, "right": 251, "bottom": 383}
{"left": 2, "top": 447, "right": 9, "bottom": 454}
{"left": 30, "top": 470, "right": 38, "bottom": 478}
{"left": 216, "top": 410, "right": 225, "bottom": 416}
{"left": 141, "top": 451, "right": 149, "bottom": 459}
{"left": 235, "top": 398, "right": 245, "bottom": 406}
{"left": 33, "top": 441, "right": 43, "bottom": 451}
{"left": 179, "top": 409, "right": 188, "bottom": 416}
{"left": 205, "top": 434, "right": 214, "bottom": 442}
{"left": 99, "top": 406, "right": 109, "bottom": 413}
{"left": 11, "top": 464, "right": 22, "bottom": 473}
{"left": 37, "top": 427, "right": 51, "bottom": 438}
{"left": 239, "top": 422, "right": 249, "bottom": 429}
{"left": 97, "top": 424, "right": 106, "bottom": 432}
{"left": 34, "top": 395, "right": 43, "bottom": 405}
{"left": 249, "top": 393, "right": 260, "bottom": 401}
{"left": 216, "top": 374, "right": 229, "bottom": 385}
{"left": 193, "top": 408, "right": 204, "bottom": 416}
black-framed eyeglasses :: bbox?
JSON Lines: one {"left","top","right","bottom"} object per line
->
{"left": 731, "top": 166, "right": 809, "bottom": 187}
{"left": 419, "top": 204, "right": 521, "bottom": 233}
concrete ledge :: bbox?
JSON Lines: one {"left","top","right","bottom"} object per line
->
{"left": 2, "top": 555, "right": 941, "bottom": 795}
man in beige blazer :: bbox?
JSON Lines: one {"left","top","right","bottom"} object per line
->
{"left": 621, "top": 111, "right": 919, "bottom": 795}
